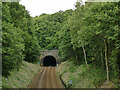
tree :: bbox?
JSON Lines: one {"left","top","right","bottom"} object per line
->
{"left": 2, "top": 2, "right": 40, "bottom": 76}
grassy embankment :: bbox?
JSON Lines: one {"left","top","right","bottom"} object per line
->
{"left": 57, "top": 61, "right": 116, "bottom": 88}
{"left": 2, "top": 61, "right": 41, "bottom": 88}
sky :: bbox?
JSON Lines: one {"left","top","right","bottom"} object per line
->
{"left": 19, "top": 0, "right": 85, "bottom": 17}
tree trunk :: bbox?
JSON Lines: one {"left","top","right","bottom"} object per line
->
{"left": 108, "top": 41, "right": 112, "bottom": 68}
{"left": 104, "top": 39, "right": 109, "bottom": 82}
{"left": 82, "top": 46, "right": 88, "bottom": 67}
{"left": 100, "top": 45, "right": 104, "bottom": 67}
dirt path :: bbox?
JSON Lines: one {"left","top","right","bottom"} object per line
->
{"left": 28, "top": 67, "right": 64, "bottom": 88}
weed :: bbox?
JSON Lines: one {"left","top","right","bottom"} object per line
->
{"left": 57, "top": 60, "right": 107, "bottom": 88}
{"left": 2, "top": 61, "right": 41, "bottom": 88}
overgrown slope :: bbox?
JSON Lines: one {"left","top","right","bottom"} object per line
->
{"left": 57, "top": 61, "right": 117, "bottom": 88}
{"left": 2, "top": 61, "right": 41, "bottom": 88}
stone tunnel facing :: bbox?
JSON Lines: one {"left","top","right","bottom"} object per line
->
{"left": 43, "top": 55, "right": 56, "bottom": 66}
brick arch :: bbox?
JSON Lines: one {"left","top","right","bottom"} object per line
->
{"left": 40, "top": 50, "right": 61, "bottom": 66}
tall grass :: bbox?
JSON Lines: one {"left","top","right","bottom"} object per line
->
{"left": 2, "top": 61, "right": 41, "bottom": 88}
{"left": 57, "top": 61, "right": 106, "bottom": 88}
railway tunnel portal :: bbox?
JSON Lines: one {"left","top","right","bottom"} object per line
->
{"left": 40, "top": 50, "right": 61, "bottom": 66}
{"left": 43, "top": 56, "right": 56, "bottom": 66}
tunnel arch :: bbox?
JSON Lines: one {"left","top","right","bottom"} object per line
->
{"left": 43, "top": 55, "right": 56, "bottom": 66}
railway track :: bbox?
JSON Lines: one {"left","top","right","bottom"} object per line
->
{"left": 28, "top": 67, "right": 64, "bottom": 88}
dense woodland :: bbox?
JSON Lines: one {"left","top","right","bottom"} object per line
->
{"left": 2, "top": 1, "right": 120, "bottom": 87}
{"left": 2, "top": 2, "right": 40, "bottom": 76}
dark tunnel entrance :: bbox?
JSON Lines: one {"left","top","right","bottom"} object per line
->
{"left": 43, "top": 56, "right": 56, "bottom": 66}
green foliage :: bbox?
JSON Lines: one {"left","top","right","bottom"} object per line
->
{"left": 33, "top": 10, "right": 73, "bottom": 50}
{"left": 58, "top": 21, "right": 75, "bottom": 61}
{"left": 2, "top": 21, "right": 24, "bottom": 76}
{"left": 56, "top": 2, "right": 119, "bottom": 87}
{"left": 2, "top": 1, "right": 119, "bottom": 87}
{"left": 60, "top": 2, "right": 119, "bottom": 84}
{"left": 33, "top": 2, "right": 119, "bottom": 85}
{"left": 2, "top": 2, "right": 40, "bottom": 76}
